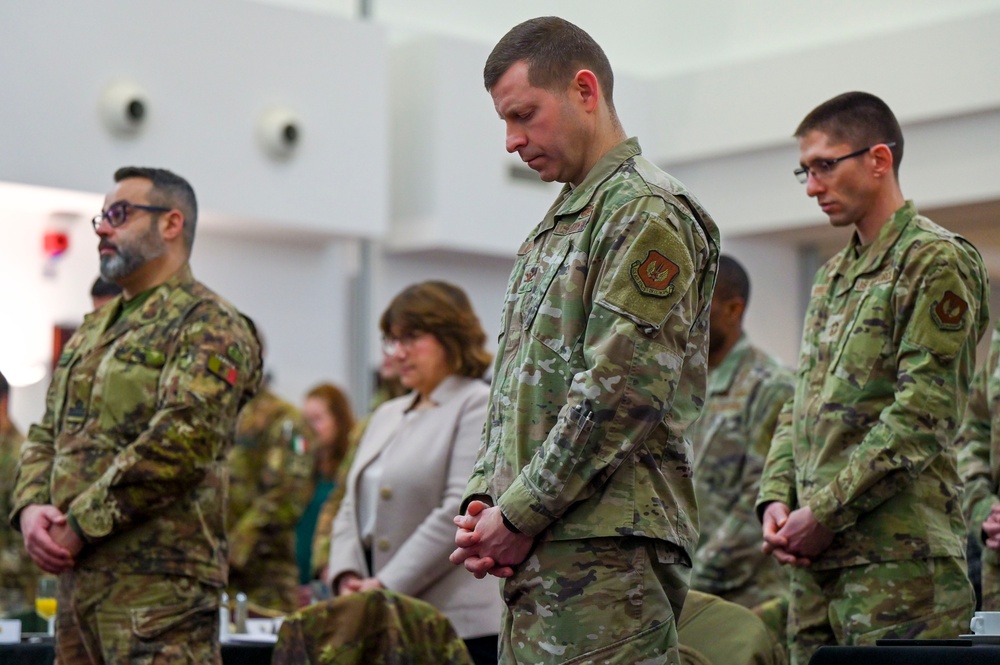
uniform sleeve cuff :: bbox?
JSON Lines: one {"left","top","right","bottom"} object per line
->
{"left": 497, "top": 475, "right": 554, "bottom": 537}
{"left": 66, "top": 513, "right": 89, "bottom": 543}
{"left": 808, "top": 487, "right": 851, "bottom": 532}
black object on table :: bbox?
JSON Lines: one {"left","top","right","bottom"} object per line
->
{"left": 0, "top": 640, "right": 273, "bottom": 665}
{"left": 809, "top": 643, "right": 1000, "bottom": 664}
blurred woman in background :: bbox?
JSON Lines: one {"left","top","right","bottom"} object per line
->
{"left": 327, "top": 281, "right": 502, "bottom": 665}
{"left": 296, "top": 383, "right": 355, "bottom": 597}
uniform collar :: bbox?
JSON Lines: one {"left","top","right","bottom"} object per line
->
{"left": 830, "top": 200, "right": 917, "bottom": 295}
{"left": 556, "top": 137, "right": 642, "bottom": 218}
{"left": 708, "top": 333, "right": 750, "bottom": 395}
{"left": 520, "top": 138, "right": 642, "bottom": 249}
{"left": 100, "top": 263, "right": 197, "bottom": 337}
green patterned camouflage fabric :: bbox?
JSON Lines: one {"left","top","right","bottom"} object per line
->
{"left": 9, "top": 264, "right": 260, "bottom": 660}
{"left": 55, "top": 570, "right": 220, "bottom": 665}
{"left": 677, "top": 590, "right": 785, "bottom": 665}
{"left": 757, "top": 202, "right": 988, "bottom": 662}
{"left": 271, "top": 589, "right": 473, "bottom": 665}
{"left": 0, "top": 422, "right": 37, "bottom": 616}
{"left": 228, "top": 388, "right": 314, "bottom": 612}
{"left": 690, "top": 334, "right": 793, "bottom": 610}
{"left": 499, "top": 537, "right": 690, "bottom": 664}
{"left": 788, "top": 556, "right": 973, "bottom": 663}
{"left": 957, "top": 317, "right": 1000, "bottom": 609}
{"left": 464, "top": 138, "right": 720, "bottom": 662}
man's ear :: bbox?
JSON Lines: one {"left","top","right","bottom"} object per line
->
{"left": 870, "top": 143, "right": 895, "bottom": 179}
{"left": 158, "top": 209, "right": 185, "bottom": 242}
{"left": 571, "top": 69, "right": 601, "bottom": 112}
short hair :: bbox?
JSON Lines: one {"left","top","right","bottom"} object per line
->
{"left": 0, "top": 369, "right": 9, "bottom": 399}
{"left": 484, "top": 16, "right": 617, "bottom": 115}
{"left": 715, "top": 254, "right": 750, "bottom": 305}
{"left": 794, "top": 91, "right": 904, "bottom": 177}
{"left": 379, "top": 281, "right": 492, "bottom": 379}
{"left": 305, "top": 382, "right": 357, "bottom": 476}
{"left": 90, "top": 276, "right": 122, "bottom": 300}
{"left": 114, "top": 166, "right": 198, "bottom": 249}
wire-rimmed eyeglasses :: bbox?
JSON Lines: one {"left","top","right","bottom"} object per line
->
{"left": 794, "top": 142, "right": 896, "bottom": 184}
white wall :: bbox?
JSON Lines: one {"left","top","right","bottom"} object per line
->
{"left": 0, "top": 0, "right": 389, "bottom": 237}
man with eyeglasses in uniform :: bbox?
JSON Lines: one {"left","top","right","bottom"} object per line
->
{"left": 10, "top": 167, "right": 261, "bottom": 664}
{"left": 755, "top": 91, "right": 988, "bottom": 663}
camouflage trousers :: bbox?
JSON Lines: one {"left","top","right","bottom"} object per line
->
{"left": 788, "top": 556, "right": 974, "bottom": 665}
{"left": 55, "top": 570, "right": 221, "bottom": 665}
{"left": 980, "top": 547, "right": 1000, "bottom": 610}
{"left": 499, "top": 537, "right": 690, "bottom": 665}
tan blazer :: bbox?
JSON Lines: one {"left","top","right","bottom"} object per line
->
{"left": 327, "top": 375, "right": 503, "bottom": 639}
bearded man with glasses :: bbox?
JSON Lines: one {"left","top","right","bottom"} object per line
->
{"left": 10, "top": 166, "right": 261, "bottom": 664}
{"left": 756, "top": 91, "right": 989, "bottom": 663}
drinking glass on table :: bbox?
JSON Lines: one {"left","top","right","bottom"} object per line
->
{"left": 35, "top": 576, "right": 57, "bottom": 636}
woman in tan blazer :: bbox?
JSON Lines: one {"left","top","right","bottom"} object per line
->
{"left": 327, "top": 281, "right": 502, "bottom": 665}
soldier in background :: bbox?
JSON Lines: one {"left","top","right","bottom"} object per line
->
{"left": 227, "top": 318, "right": 313, "bottom": 613}
{"left": 958, "top": 318, "right": 1000, "bottom": 609}
{"left": 0, "top": 370, "right": 37, "bottom": 620}
{"left": 757, "top": 92, "right": 988, "bottom": 663}
{"left": 689, "top": 255, "right": 792, "bottom": 650}
{"left": 450, "top": 17, "right": 719, "bottom": 663}
{"left": 10, "top": 167, "right": 260, "bottom": 664}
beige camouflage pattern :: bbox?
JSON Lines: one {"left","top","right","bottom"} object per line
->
{"left": 500, "top": 537, "right": 690, "bottom": 664}
{"left": 55, "top": 569, "right": 221, "bottom": 665}
{"left": 0, "top": 422, "right": 37, "bottom": 615}
{"left": 227, "top": 388, "right": 313, "bottom": 612}
{"left": 465, "top": 137, "right": 719, "bottom": 547}
{"left": 788, "top": 556, "right": 973, "bottom": 665}
{"left": 9, "top": 264, "right": 260, "bottom": 659}
{"left": 758, "top": 202, "right": 988, "bottom": 568}
{"left": 757, "top": 202, "right": 988, "bottom": 661}
{"left": 957, "top": 318, "right": 1000, "bottom": 609}
{"left": 271, "top": 589, "right": 473, "bottom": 665}
{"left": 690, "top": 334, "right": 793, "bottom": 609}
{"left": 464, "top": 138, "right": 719, "bottom": 661}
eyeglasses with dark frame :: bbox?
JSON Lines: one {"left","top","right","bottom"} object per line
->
{"left": 794, "top": 142, "right": 896, "bottom": 184}
{"left": 91, "top": 201, "right": 172, "bottom": 232}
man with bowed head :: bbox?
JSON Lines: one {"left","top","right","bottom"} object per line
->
{"left": 757, "top": 92, "right": 988, "bottom": 663}
{"left": 11, "top": 167, "right": 261, "bottom": 664}
{"left": 450, "top": 16, "right": 720, "bottom": 664}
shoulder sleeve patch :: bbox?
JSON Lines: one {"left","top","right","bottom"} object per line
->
{"left": 629, "top": 250, "right": 680, "bottom": 297}
{"left": 598, "top": 215, "right": 695, "bottom": 332}
{"left": 931, "top": 290, "right": 968, "bottom": 331}
{"left": 207, "top": 353, "right": 239, "bottom": 387}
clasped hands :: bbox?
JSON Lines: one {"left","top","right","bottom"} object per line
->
{"left": 761, "top": 502, "right": 834, "bottom": 567}
{"left": 449, "top": 500, "right": 534, "bottom": 579}
{"left": 982, "top": 504, "right": 1000, "bottom": 551}
{"left": 19, "top": 504, "right": 84, "bottom": 574}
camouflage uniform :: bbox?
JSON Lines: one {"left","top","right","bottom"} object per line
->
{"left": 957, "top": 318, "right": 1000, "bottom": 608}
{"left": 677, "top": 590, "right": 785, "bottom": 665}
{"left": 228, "top": 388, "right": 313, "bottom": 612}
{"left": 271, "top": 589, "right": 473, "bottom": 665}
{"left": 10, "top": 265, "right": 260, "bottom": 665}
{"left": 464, "top": 138, "right": 720, "bottom": 664}
{"left": 690, "top": 334, "right": 793, "bottom": 611}
{"left": 1, "top": 422, "right": 37, "bottom": 617}
{"left": 756, "top": 202, "right": 988, "bottom": 664}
